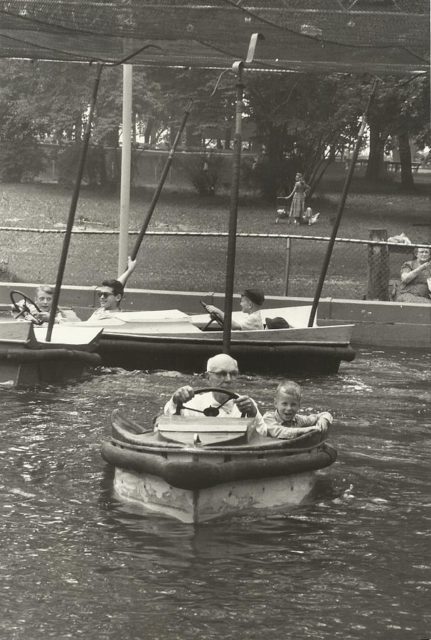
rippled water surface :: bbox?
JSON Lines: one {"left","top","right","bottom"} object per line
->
{"left": 1, "top": 349, "right": 430, "bottom": 640}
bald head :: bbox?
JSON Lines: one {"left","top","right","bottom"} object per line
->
{"left": 206, "top": 353, "right": 239, "bottom": 373}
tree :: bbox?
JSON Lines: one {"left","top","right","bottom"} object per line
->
{"left": 243, "top": 73, "right": 368, "bottom": 200}
{"left": 394, "top": 75, "right": 430, "bottom": 189}
{"left": 363, "top": 75, "right": 430, "bottom": 186}
{"left": 0, "top": 61, "right": 50, "bottom": 180}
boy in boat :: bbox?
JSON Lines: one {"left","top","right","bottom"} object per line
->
{"left": 163, "top": 353, "right": 266, "bottom": 432}
{"left": 85, "top": 257, "right": 137, "bottom": 321}
{"left": 12, "top": 285, "right": 81, "bottom": 324}
{"left": 261, "top": 380, "right": 333, "bottom": 439}
{"left": 12, "top": 257, "right": 137, "bottom": 324}
{"left": 204, "top": 288, "right": 265, "bottom": 331}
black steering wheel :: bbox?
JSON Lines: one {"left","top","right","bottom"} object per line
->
{"left": 200, "top": 300, "right": 224, "bottom": 329}
{"left": 175, "top": 386, "right": 245, "bottom": 417}
{"left": 10, "top": 290, "right": 43, "bottom": 324}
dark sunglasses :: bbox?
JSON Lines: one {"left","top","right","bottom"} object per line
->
{"left": 97, "top": 291, "right": 113, "bottom": 298}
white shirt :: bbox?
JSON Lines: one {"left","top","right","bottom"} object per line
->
{"left": 261, "top": 410, "right": 333, "bottom": 439}
{"left": 86, "top": 307, "right": 122, "bottom": 321}
{"left": 164, "top": 391, "right": 266, "bottom": 434}
{"left": 238, "top": 310, "right": 264, "bottom": 331}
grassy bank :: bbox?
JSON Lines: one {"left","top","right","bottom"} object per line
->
{"left": 0, "top": 171, "right": 429, "bottom": 298}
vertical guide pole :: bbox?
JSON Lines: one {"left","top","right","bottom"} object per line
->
{"left": 46, "top": 64, "right": 103, "bottom": 342}
{"left": 118, "top": 64, "right": 133, "bottom": 276}
{"left": 307, "top": 80, "right": 378, "bottom": 327}
{"left": 283, "top": 237, "right": 291, "bottom": 296}
{"left": 222, "top": 63, "right": 244, "bottom": 354}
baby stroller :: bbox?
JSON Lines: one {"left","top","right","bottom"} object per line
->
{"left": 275, "top": 197, "right": 290, "bottom": 223}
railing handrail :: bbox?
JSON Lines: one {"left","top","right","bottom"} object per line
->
{"left": 0, "top": 225, "right": 428, "bottom": 249}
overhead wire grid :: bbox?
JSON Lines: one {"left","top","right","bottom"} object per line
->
{"left": 0, "top": 1, "right": 428, "bottom": 74}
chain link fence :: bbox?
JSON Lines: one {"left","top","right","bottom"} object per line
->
{"left": 0, "top": 226, "right": 427, "bottom": 301}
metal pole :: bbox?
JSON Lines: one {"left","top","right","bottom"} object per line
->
{"left": 130, "top": 102, "right": 192, "bottom": 261}
{"left": 118, "top": 64, "right": 133, "bottom": 276}
{"left": 219, "top": 33, "right": 262, "bottom": 353}
{"left": 46, "top": 64, "right": 104, "bottom": 341}
{"left": 222, "top": 62, "right": 243, "bottom": 354}
{"left": 283, "top": 237, "right": 291, "bottom": 296}
{"left": 307, "top": 80, "right": 378, "bottom": 327}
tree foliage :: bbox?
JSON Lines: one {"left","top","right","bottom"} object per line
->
{"left": 0, "top": 59, "right": 428, "bottom": 195}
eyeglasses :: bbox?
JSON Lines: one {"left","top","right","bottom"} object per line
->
{"left": 208, "top": 369, "right": 239, "bottom": 378}
{"left": 97, "top": 291, "right": 114, "bottom": 298}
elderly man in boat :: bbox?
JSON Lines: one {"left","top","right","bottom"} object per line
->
{"left": 204, "top": 288, "right": 266, "bottom": 330}
{"left": 164, "top": 353, "right": 266, "bottom": 432}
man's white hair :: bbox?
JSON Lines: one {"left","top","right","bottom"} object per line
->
{"left": 206, "top": 353, "right": 239, "bottom": 372}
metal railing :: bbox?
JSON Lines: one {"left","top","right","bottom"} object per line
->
{"left": 0, "top": 225, "right": 427, "bottom": 300}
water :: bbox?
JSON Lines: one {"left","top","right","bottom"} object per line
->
{"left": 1, "top": 350, "right": 430, "bottom": 640}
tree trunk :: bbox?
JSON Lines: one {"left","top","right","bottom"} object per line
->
{"left": 144, "top": 117, "right": 153, "bottom": 145}
{"left": 397, "top": 130, "right": 414, "bottom": 189}
{"left": 184, "top": 125, "right": 201, "bottom": 149}
{"left": 366, "top": 120, "right": 387, "bottom": 181}
{"left": 73, "top": 116, "right": 83, "bottom": 142}
{"left": 309, "top": 158, "right": 334, "bottom": 197}
{"left": 132, "top": 110, "right": 136, "bottom": 146}
{"left": 224, "top": 128, "right": 231, "bottom": 150}
{"left": 102, "top": 127, "right": 120, "bottom": 148}
{"left": 263, "top": 125, "right": 285, "bottom": 201}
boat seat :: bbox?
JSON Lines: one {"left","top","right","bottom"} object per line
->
{"left": 265, "top": 316, "right": 289, "bottom": 329}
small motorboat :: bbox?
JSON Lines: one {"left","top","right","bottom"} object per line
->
{"left": 101, "top": 389, "right": 337, "bottom": 524}
{"left": 85, "top": 305, "right": 355, "bottom": 375}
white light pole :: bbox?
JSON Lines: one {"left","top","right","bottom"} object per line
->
{"left": 118, "top": 64, "right": 133, "bottom": 276}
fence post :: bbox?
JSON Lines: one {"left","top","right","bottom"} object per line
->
{"left": 283, "top": 237, "right": 291, "bottom": 296}
{"left": 367, "top": 228, "right": 389, "bottom": 300}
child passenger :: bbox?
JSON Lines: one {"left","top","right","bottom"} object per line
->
{"left": 260, "top": 380, "right": 333, "bottom": 439}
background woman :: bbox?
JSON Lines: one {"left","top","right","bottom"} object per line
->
{"left": 286, "top": 173, "right": 310, "bottom": 225}
{"left": 396, "top": 246, "right": 431, "bottom": 304}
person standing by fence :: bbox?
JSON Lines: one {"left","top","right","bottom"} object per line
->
{"left": 285, "top": 173, "right": 310, "bottom": 225}
{"left": 396, "top": 247, "right": 431, "bottom": 304}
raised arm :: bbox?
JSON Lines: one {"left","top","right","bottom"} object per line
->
{"left": 117, "top": 256, "right": 137, "bottom": 287}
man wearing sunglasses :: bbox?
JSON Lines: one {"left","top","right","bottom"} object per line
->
{"left": 163, "top": 353, "right": 265, "bottom": 432}
{"left": 86, "top": 257, "right": 137, "bottom": 321}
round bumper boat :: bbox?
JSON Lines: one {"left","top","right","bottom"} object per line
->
{"left": 102, "top": 406, "right": 337, "bottom": 524}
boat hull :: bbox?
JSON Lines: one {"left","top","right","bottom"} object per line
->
{"left": 0, "top": 351, "right": 100, "bottom": 387}
{"left": 112, "top": 467, "right": 318, "bottom": 524}
{"left": 98, "top": 327, "right": 355, "bottom": 375}
{"left": 0, "top": 321, "right": 101, "bottom": 387}
{"left": 102, "top": 412, "right": 337, "bottom": 523}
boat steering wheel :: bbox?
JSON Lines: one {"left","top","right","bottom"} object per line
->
{"left": 175, "top": 387, "right": 245, "bottom": 417}
{"left": 10, "top": 290, "right": 43, "bottom": 324}
{"left": 200, "top": 300, "right": 224, "bottom": 329}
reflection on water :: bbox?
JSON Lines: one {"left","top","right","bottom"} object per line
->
{"left": 1, "top": 350, "right": 430, "bottom": 640}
